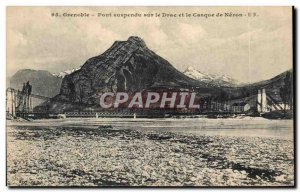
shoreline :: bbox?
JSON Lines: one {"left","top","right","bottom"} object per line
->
{"left": 6, "top": 118, "right": 294, "bottom": 140}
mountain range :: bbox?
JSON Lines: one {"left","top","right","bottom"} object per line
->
{"left": 8, "top": 65, "right": 242, "bottom": 98}
{"left": 54, "top": 65, "right": 242, "bottom": 87}
{"left": 7, "top": 36, "right": 292, "bottom": 113}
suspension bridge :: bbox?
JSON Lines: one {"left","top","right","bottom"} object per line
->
{"left": 6, "top": 86, "right": 51, "bottom": 118}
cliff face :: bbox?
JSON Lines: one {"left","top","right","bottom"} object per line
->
{"left": 55, "top": 36, "right": 203, "bottom": 105}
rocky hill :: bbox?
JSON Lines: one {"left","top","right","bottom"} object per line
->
{"left": 53, "top": 36, "right": 214, "bottom": 105}
{"left": 223, "top": 69, "right": 293, "bottom": 101}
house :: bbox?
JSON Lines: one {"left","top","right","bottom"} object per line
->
{"left": 231, "top": 102, "right": 250, "bottom": 113}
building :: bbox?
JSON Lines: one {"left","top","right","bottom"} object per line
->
{"left": 231, "top": 102, "right": 250, "bottom": 113}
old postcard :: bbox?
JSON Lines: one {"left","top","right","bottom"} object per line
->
{"left": 6, "top": 6, "right": 294, "bottom": 187}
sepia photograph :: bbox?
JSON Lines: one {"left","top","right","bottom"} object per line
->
{"left": 6, "top": 6, "right": 295, "bottom": 187}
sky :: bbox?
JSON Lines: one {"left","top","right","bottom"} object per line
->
{"left": 7, "top": 6, "right": 293, "bottom": 83}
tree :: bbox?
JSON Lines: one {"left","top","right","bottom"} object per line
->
{"left": 241, "top": 87, "right": 250, "bottom": 98}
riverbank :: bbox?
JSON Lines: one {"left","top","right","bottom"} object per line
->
{"left": 7, "top": 123, "right": 294, "bottom": 186}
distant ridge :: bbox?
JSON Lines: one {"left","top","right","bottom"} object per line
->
{"left": 8, "top": 69, "right": 62, "bottom": 98}
{"left": 183, "top": 66, "right": 241, "bottom": 87}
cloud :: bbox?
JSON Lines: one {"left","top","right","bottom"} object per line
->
{"left": 177, "top": 23, "right": 206, "bottom": 44}
{"left": 6, "top": 7, "right": 293, "bottom": 83}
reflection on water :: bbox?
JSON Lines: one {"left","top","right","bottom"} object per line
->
{"left": 8, "top": 118, "right": 294, "bottom": 140}
{"left": 112, "top": 119, "right": 293, "bottom": 140}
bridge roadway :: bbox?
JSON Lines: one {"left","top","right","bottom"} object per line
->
{"left": 16, "top": 111, "right": 168, "bottom": 119}
{"left": 15, "top": 110, "right": 244, "bottom": 119}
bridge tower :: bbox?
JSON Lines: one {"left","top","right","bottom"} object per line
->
{"left": 6, "top": 81, "right": 33, "bottom": 117}
{"left": 6, "top": 88, "right": 17, "bottom": 117}
{"left": 257, "top": 88, "right": 267, "bottom": 113}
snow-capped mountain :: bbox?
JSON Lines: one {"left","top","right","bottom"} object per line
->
{"left": 183, "top": 66, "right": 241, "bottom": 87}
{"left": 52, "top": 67, "right": 81, "bottom": 78}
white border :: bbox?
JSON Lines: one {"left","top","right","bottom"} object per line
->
{"left": 0, "top": 1, "right": 298, "bottom": 192}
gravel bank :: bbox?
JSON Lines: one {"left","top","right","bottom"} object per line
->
{"left": 7, "top": 125, "right": 294, "bottom": 186}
